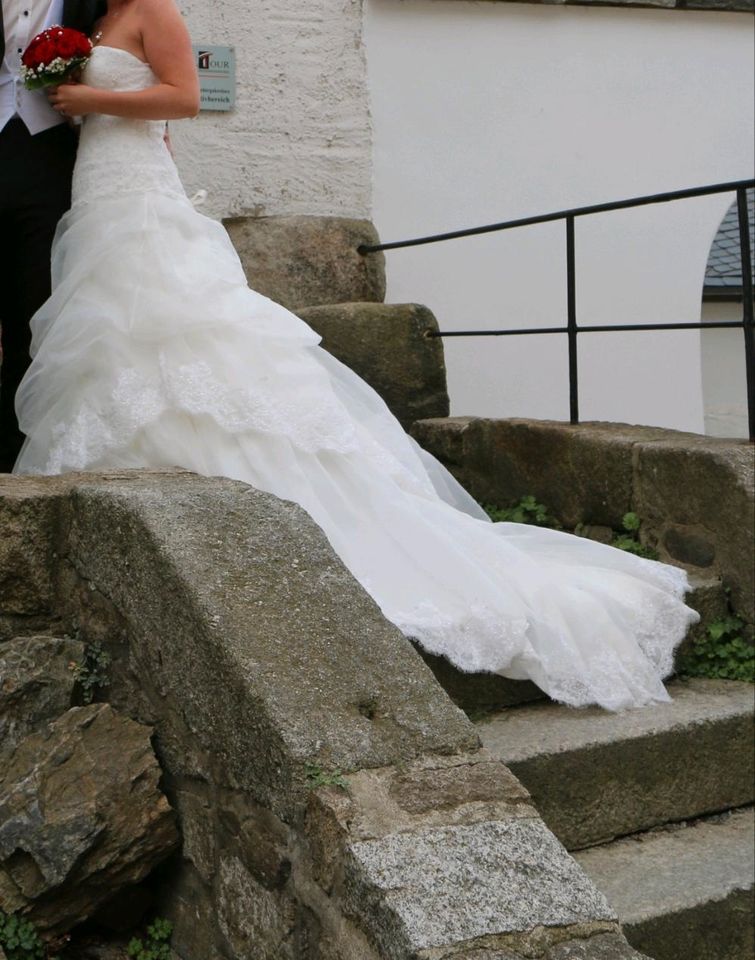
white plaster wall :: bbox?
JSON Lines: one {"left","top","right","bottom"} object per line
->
{"left": 170, "top": 0, "right": 372, "bottom": 221}
{"left": 364, "top": 1, "right": 755, "bottom": 431}
{"left": 701, "top": 300, "right": 750, "bottom": 437}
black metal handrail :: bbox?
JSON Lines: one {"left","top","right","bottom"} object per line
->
{"left": 358, "top": 179, "right": 755, "bottom": 441}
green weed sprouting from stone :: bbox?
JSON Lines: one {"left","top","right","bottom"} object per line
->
{"left": 483, "top": 499, "right": 660, "bottom": 561}
{"left": 610, "top": 512, "right": 659, "bottom": 560}
{"left": 127, "top": 917, "right": 173, "bottom": 960}
{"left": 678, "top": 614, "right": 754, "bottom": 682}
{"left": 71, "top": 641, "right": 112, "bottom": 704}
{"left": 484, "top": 496, "right": 562, "bottom": 530}
{"left": 304, "top": 764, "right": 347, "bottom": 790}
{"left": 0, "top": 911, "right": 53, "bottom": 960}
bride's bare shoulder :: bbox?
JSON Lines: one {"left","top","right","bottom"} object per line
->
{"left": 134, "top": 0, "right": 190, "bottom": 33}
{"left": 136, "top": 0, "right": 194, "bottom": 57}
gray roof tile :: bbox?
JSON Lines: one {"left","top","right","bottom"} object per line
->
{"left": 704, "top": 188, "right": 754, "bottom": 290}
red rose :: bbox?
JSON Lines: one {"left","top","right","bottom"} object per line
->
{"left": 21, "top": 26, "right": 92, "bottom": 87}
{"left": 22, "top": 26, "right": 91, "bottom": 70}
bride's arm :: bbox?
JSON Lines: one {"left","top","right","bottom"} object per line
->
{"left": 48, "top": 0, "right": 200, "bottom": 120}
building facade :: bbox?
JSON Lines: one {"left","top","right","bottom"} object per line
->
{"left": 174, "top": 0, "right": 754, "bottom": 435}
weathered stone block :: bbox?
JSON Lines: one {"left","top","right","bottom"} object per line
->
{"left": 158, "top": 863, "right": 223, "bottom": 960}
{"left": 0, "top": 703, "right": 179, "bottom": 934}
{"left": 575, "top": 808, "right": 753, "bottom": 960}
{"left": 388, "top": 756, "right": 528, "bottom": 815}
{"left": 623, "top": 889, "right": 754, "bottom": 960}
{"left": 0, "top": 476, "right": 68, "bottom": 622}
{"left": 634, "top": 437, "right": 754, "bottom": 620}
{"left": 223, "top": 215, "right": 386, "bottom": 310}
{"left": 305, "top": 751, "right": 535, "bottom": 911}
{"left": 173, "top": 789, "right": 217, "bottom": 884}
{"left": 308, "top": 753, "right": 532, "bottom": 846}
{"left": 411, "top": 416, "right": 473, "bottom": 472}
{"left": 341, "top": 819, "right": 615, "bottom": 959}
{"left": 677, "top": 574, "right": 730, "bottom": 659}
{"left": 0, "top": 635, "right": 85, "bottom": 756}
{"left": 680, "top": 0, "right": 753, "bottom": 10}
{"left": 545, "top": 933, "right": 650, "bottom": 959}
{"left": 298, "top": 302, "right": 449, "bottom": 429}
{"left": 447, "top": 936, "right": 650, "bottom": 959}
{"left": 218, "top": 789, "right": 292, "bottom": 892}
{"left": 411, "top": 418, "right": 674, "bottom": 528}
{"left": 479, "top": 679, "right": 755, "bottom": 850}
{"left": 663, "top": 527, "right": 716, "bottom": 567}
{"left": 61, "top": 474, "right": 478, "bottom": 821}
{"left": 217, "top": 856, "right": 296, "bottom": 960}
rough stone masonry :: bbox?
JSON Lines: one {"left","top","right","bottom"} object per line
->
{"left": 0, "top": 471, "right": 649, "bottom": 959}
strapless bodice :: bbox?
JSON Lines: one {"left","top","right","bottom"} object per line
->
{"left": 72, "top": 46, "right": 187, "bottom": 206}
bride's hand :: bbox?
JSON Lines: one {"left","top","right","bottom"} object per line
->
{"left": 47, "top": 82, "right": 99, "bottom": 118}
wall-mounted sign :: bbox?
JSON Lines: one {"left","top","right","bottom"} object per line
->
{"left": 193, "top": 45, "right": 235, "bottom": 112}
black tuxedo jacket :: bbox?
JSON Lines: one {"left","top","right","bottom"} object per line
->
{"left": 0, "top": 0, "right": 105, "bottom": 65}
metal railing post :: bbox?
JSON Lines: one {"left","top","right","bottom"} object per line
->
{"left": 736, "top": 187, "right": 755, "bottom": 442}
{"left": 566, "top": 215, "right": 579, "bottom": 424}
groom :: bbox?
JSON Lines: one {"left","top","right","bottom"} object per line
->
{"left": 0, "top": 0, "right": 103, "bottom": 472}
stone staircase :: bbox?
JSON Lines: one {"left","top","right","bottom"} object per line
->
{"left": 576, "top": 808, "right": 753, "bottom": 960}
{"left": 3, "top": 472, "right": 656, "bottom": 960}
{"left": 4, "top": 217, "right": 753, "bottom": 960}
{"left": 404, "top": 415, "right": 754, "bottom": 959}
{"left": 228, "top": 214, "right": 755, "bottom": 960}
{"left": 420, "top": 615, "right": 755, "bottom": 960}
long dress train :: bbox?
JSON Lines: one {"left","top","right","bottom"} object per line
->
{"left": 13, "top": 46, "right": 699, "bottom": 710}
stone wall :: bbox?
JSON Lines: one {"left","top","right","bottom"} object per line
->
{"left": 0, "top": 472, "right": 646, "bottom": 960}
{"left": 411, "top": 417, "right": 755, "bottom": 625}
{"left": 172, "top": 0, "right": 371, "bottom": 221}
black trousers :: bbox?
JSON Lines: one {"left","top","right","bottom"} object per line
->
{"left": 0, "top": 118, "right": 77, "bottom": 472}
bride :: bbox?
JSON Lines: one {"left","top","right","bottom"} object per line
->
{"left": 13, "top": 0, "right": 698, "bottom": 710}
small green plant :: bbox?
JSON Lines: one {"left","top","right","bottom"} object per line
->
{"left": 71, "top": 641, "right": 111, "bottom": 704}
{"left": 304, "top": 764, "right": 347, "bottom": 790}
{"left": 127, "top": 918, "right": 173, "bottom": 960}
{"left": 484, "top": 495, "right": 562, "bottom": 530}
{"left": 610, "top": 512, "right": 659, "bottom": 560}
{"left": 0, "top": 911, "right": 53, "bottom": 960}
{"left": 678, "top": 614, "right": 754, "bottom": 682}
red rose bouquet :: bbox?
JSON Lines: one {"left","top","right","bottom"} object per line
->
{"left": 20, "top": 26, "right": 93, "bottom": 90}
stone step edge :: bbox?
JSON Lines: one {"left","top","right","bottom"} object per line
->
{"left": 573, "top": 807, "right": 754, "bottom": 960}
{"left": 475, "top": 677, "right": 755, "bottom": 765}
{"left": 476, "top": 678, "right": 754, "bottom": 850}
{"left": 574, "top": 806, "right": 755, "bottom": 914}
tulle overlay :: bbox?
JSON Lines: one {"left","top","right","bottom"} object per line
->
{"left": 15, "top": 47, "right": 699, "bottom": 710}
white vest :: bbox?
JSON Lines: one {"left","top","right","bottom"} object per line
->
{"left": 1, "top": 0, "right": 67, "bottom": 135}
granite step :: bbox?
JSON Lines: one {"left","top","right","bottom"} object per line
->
{"left": 575, "top": 807, "right": 755, "bottom": 960}
{"left": 475, "top": 678, "right": 754, "bottom": 850}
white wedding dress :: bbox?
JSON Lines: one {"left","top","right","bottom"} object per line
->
{"left": 14, "top": 46, "right": 699, "bottom": 710}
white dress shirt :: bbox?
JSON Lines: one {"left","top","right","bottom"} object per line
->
{"left": 1, "top": 0, "right": 66, "bottom": 134}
